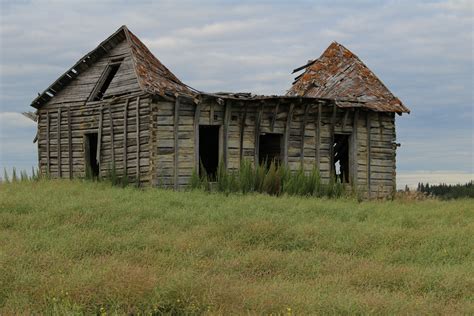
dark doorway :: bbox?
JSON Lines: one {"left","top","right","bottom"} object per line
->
{"left": 199, "top": 125, "right": 220, "bottom": 179}
{"left": 259, "top": 133, "right": 282, "bottom": 167}
{"left": 84, "top": 133, "right": 99, "bottom": 177}
{"left": 333, "top": 134, "right": 350, "bottom": 183}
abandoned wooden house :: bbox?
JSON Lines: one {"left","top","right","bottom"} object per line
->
{"left": 29, "top": 25, "right": 409, "bottom": 197}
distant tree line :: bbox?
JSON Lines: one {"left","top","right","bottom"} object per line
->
{"left": 417, "top": 181, "right": 474, "bottom": 199}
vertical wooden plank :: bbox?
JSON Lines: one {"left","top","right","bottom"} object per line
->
{"left": 378, "top": 112, "right": 383, "bottom": 141}
{"left": 300, "top": 104, "right": 308, "bottom": 167}
{"left": 254, "top": 103, "right": 263, "bottom": 166}
{"left": 97, "top": 104, "right": 103, "bottom": 175}
{"left": 68, "top": 108, "right": 73, "bottom": 179}
{"left": 109, "top": 104, "right": 115, "bottom": 165}
{"left": 173, "top": 96, "right": 180, "bottom": 190}
{"left": 391, "top": 112, "right": 396, "bottom": 198}
{"left": 136, "top": 96, "right": 141, "bottom": 185}
{"left": 342, "top": 111, "right": 349, "bottom": 131}
{"left": 123, "top": 100, "right": 130, "bottom": 176}
{"left": 194, "top": 102, "right": 201, "bottom": 171}
{"left": 351, "top": 109, "right": 359, "bottom": 186}
{"left": 239, "top": 103, "right": 247, "bottom": 163}
{"left": 366, "top": 111, "right": 372, "bottom": 198}
{"left": 270, "top": 101, "right": 279, "bottom": 132}
{"left": 149, "top": 101, "right": 156, "bottom": 186}
{"left": 123, "top": 98, "right": 129, "bottom": 176}
{"left": 315, "top": 103, "right": 321, "bottom": 169}
{"left": 57, "top": 108, "right": 62, "bottom": 178}
{"left": 46, "top": 110, "right": 50, "bottom": 175}
{"left": 83, "top": 134, "right": 90, "bottom": 176}
{"left": 223, "top": 101, "right": 231, "bottom": 168}
{"left": 329, "top": 102, "right": 337, "bottom": 178}
{"left": 209, "top": 102, "right": 214, "bottom": 125}
{"left": 36, "top": 113, "right": 41, "bottom": 173}
{"left": 283, "top": 103, "right": 294, "bottom": 165}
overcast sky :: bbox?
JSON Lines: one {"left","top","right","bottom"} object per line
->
{"left": 0, "top": 0, "right": 472, "bottom": 187}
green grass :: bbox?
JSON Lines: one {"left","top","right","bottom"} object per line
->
{"left": 0, "top": 180, "right": 473, "bottom": 314}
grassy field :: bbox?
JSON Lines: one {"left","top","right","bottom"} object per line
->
{"left": 0, "top": 180, "right": 473, "bottom": 314}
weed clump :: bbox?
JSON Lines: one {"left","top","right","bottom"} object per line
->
{"left": 1, "top": 167, "right": 44, "bottom": 184}
{"left": 190, "top": 159, "right": 345, "bottom": 198}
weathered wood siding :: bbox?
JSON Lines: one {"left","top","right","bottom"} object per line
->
{"left": 45, "top": 40, "right": 140, "bottom": 104}
{"left": 150, "top": 97, "right": 398, "bottom": 197}
{"left": 37, "top": 94, "right": 152, "bottom": 185}
{"left": 36, "top": 37, "right": 153, "bottom": 185}
{"left": 150, "top": 97, "right": 196, "bottom": 187}
{"left": 359, "top": 112, "right": 397, "bottom": 198}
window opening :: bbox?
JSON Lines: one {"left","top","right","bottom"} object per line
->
{"left": 89, "top": 61, "right": 122, "bottom": 101}
{"left": 259, "top": 133, "right": 282, "bottom": 167}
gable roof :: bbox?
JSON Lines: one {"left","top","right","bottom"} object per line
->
{"left": 287, "top": 42, "right": 410, "bottom": 113}
{"left": 30, "top": 25, "right": 194, "bottom": 109}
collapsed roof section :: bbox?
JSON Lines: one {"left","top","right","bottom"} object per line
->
{"left": 287, "top": 42, "right": 410, "bottom": 113}
{"left": 30, "top": 25, "right": 194, "bottom": 109}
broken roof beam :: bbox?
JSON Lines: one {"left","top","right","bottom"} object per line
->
{"left": 292, "top": 73, "right": 304, "bottom": 85}
{"left": 292, "top": 59, "right": 316, "bottom": 74}
{"left": 22, "top": 111, "right": 37, "bottom": 122}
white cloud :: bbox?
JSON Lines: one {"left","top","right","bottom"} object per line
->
{"left": 0, "top": 63, "right": 64, "bottom": 76}
{"left": 143, "top": 37, "right": 193, "bottom": 50}
{"left": 429, "top": 0, "right": 473, "bottom": 13}
{"left": 176, "top": 19, "right": 265, "bottom": 38}
{"left": 0, "top": 112, "right": 36, "bottom": 129}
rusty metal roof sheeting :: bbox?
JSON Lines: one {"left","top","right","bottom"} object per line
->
{"left": 30, "top": 26, "right": 194, "bottom": 108}
{"left": 287, "top": 42, "right": 410, "bottom": 113}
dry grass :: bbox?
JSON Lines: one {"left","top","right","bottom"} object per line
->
{"left": 0, "top": 180, "right": 473, "bottom": 314}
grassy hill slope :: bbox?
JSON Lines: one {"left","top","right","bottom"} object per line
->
{"left": 1, "top": 180, "right": 473, "bottom": 314}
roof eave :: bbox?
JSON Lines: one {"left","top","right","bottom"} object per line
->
{"left": 30, "top": 25, "right": 130, "bottom": 109}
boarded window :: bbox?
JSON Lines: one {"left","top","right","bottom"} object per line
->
{"left": 84, "top": 133, "right": 99, "bottom": 177}
{"left": 89, "top": 60, "right": 122, "bottom": 101}
{"left": 259, "top": 133, "right": 282, "bottom": 167}
{"left": 199, "top": 125, "right": 220, "bottom": 179}
{"left": 333, "top": 134, "right": 350, "bottom": 183}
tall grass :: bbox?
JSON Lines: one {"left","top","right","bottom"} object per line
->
{"left": 190, "top": 159, "right": 346, "bottom": 198}
{"left": 1, "top": 164, "right": 130, "bottom": 188}
{"left": 104, "top": 163, "right": 130, "bottom": 188}
{"left": 1, "top": 180, "right": 473, "bottom": 314}
{"left": 1, "top": 167, "right": 45, "bottom": 183}
{"left": 3, "top": 162, "right": 345, "bottom": 198}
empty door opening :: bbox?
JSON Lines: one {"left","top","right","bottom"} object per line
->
{"left": 259, "top": 133, "right": 282, "bottom": 167}
{"left": 84, "top": 133, "right": 99, "bottom": 177}
{"left": 333, "top": 134, "right": 350, "bottom": 183}
{"left": 199, "top": 125, "right": 220, "bottom": 179}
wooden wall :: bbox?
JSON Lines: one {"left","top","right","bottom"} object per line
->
{"left": 149, "top": 97, "right": 196, "bottom": 187}
{"left": 37, "top": 91, "right": 396, "bottom": 197}
{"left": 36, "top": 36, "right": 152, "bottom": 185}
{"left": 150, "top": 97, "right": 397, "bottom": 198}
{"left": 37, "top": 94, "right": 152, "bottom": 185}
{"left": 46, "top": 39, "right": 140, "bottom": 105}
